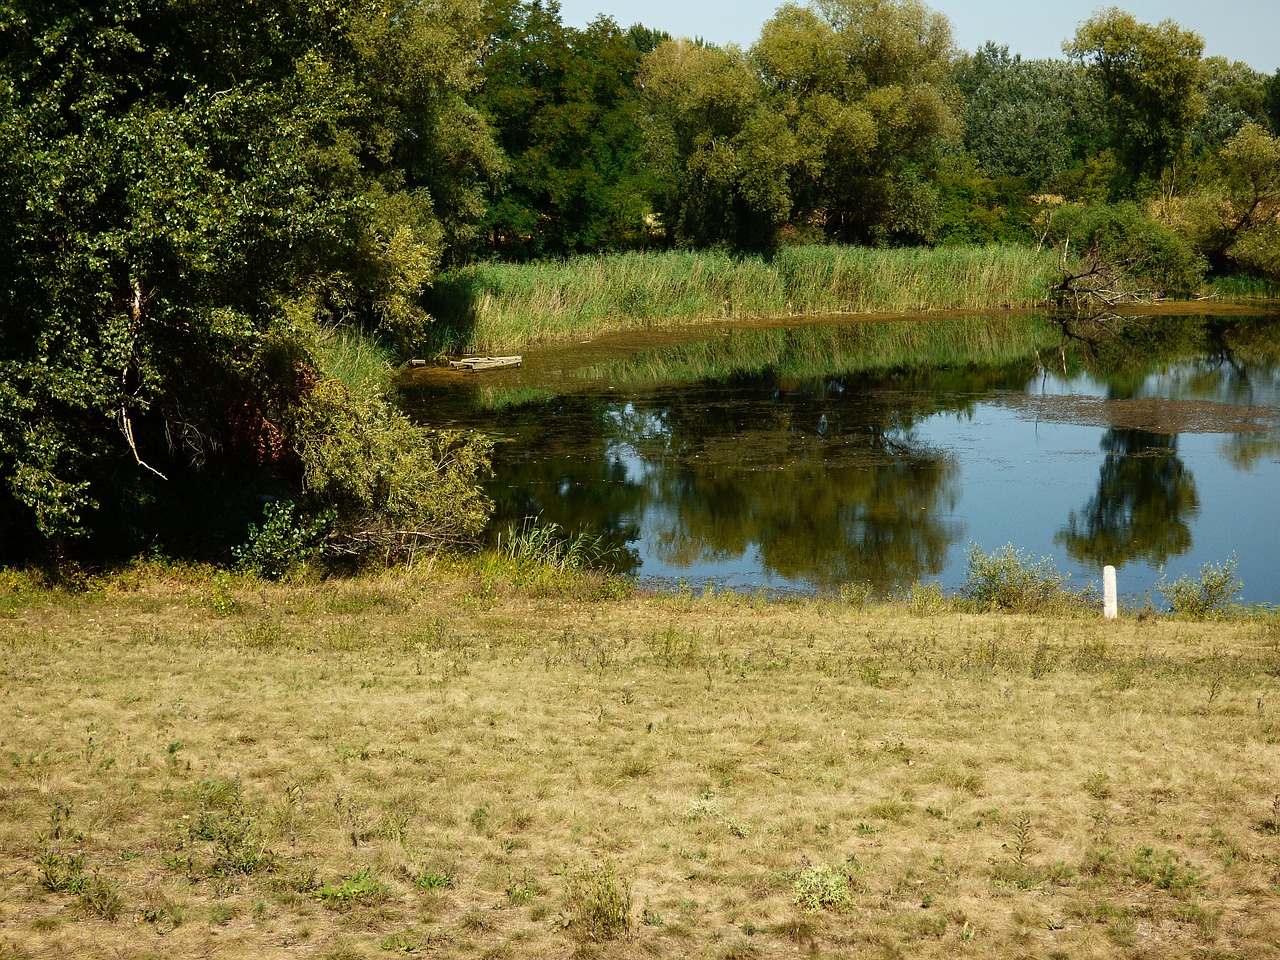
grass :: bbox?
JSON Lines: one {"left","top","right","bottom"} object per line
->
{"left": 426, "top": 244, "right": 1061, "bottom": 352}
{"left": 2, "top": 563, "right": 1280, "bottom": 958}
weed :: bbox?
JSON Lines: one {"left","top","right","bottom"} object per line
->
{"left": 173, "top": 778, "right": 275, "bottom": 893}
{"left": 316, "top": 868, "right": 389, "bottom": 910}
{"left": 233, "top": 501, "right": 331, "bottom": 580}
{"left": 77, "top": 871, "right": 125, "bottom": 920}
{"left": 36, "top": 851, "right": 86, "bottom": 893}
{"left": 1158, "top": 556, "right": 1242, "bottom": 619}
{"left": 413, "top": 869, "right": 455, "bottom": 891}
{"left": 564, "top": 860, "right": 633, "bottom": 941}
{"left": 506, "top": 870, "right": 540, "bottom": 905}
{"left": 793, "top": 864, "right": 851, "bottom": 911}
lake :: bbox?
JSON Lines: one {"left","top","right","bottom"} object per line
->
{"left": 403, "top": 310, "right": 1280, "bottom": 606}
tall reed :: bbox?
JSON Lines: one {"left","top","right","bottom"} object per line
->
{"left": 425, "top": 245, "right": 1060, "bottom": 352}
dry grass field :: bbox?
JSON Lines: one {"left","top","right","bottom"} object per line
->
{"left": 2, "top": 564, "right": 1279, "bottom": 960}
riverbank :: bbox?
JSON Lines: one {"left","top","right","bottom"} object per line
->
{"left": 423, "top": 244, "right": 1280, "bottom": 355}
{"left": 3, "top": 565, "right": 1278, "bottom": 959}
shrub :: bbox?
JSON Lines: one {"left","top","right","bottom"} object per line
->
{"left": 233, "top": 501, "right": 332, "bottom": 580}
{"left": 961, "top": 543, "right": 1083, "bottom": 613}
{"left": 1158, "top": 556, "right": 1242, "bottom": 619}
{"left": 793, "top": 864, "right": 851, "bottom": 911}
{"left": 564, "top": 860, "right": 632, "bottom": 941}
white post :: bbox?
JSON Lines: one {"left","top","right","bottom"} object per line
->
{"left": 1103, "top": 565, "right": 1118, "bottom": 619}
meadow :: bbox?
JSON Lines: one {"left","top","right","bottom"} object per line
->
{"left": 2, "top": 560, "right": 1279, "bottom": 959}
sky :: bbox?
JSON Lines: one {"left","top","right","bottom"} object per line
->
{"left": 556, "top": 0, "right": 1280, "bottom": 74}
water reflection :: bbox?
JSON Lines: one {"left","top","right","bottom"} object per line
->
{"left": 1056, "top": 429, "right": 1199, "bottom": 567}
{"left": 404, "top": 311, "right": 1280, "bottom": 601}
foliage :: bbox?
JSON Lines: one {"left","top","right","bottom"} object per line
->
{"left": 316, "top": 868, "right": 390, "bottom": 909}
{"left": 232, "top": 501, "right": 332, "bottom": 581}
{"left": 1065, "top": 9, "right": 1205, "bottom": 192}
{"left": 287, "top": 381, "right": 494, "bottom": 559}
{"left": 751, "top": 0, "right": 961, "bottom": 245}
{"left": 0, "top": 0, "right": 499, "bottom": 563}
{"left": 1047, "top": 202, "right": 1207, "bottom": 302}
{"left": 793, "top": 864, "right": 852, "bottom": 911}
{"left": 477, "top": 1, "right": 656, "bottom": 259}
{"left": 961, "top": 543, "right": 1084, "bottom": 614}
{"left": 1158, "top": 556, "right": 1242, "bottom": 619}
{"left": 638, "top": 39, "right": 789, "bottom": 250}
{"left": 954, "top": 44, "right": 1106, "bottom": 193}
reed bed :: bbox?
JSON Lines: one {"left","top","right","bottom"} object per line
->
{"left": 426, "top": 245, "right": 1060, "bottom": 352}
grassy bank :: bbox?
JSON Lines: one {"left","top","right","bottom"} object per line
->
{"left": 2, "top": 564, "right": 1279, "bottom": 959}
{"left": 426, "top": 245, "right": 1061, "bottom": 353}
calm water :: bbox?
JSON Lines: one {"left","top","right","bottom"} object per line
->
{"left": 405, "top": 312, "right": 1280, "bottom": 605}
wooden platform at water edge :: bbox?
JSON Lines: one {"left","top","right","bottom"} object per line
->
{"left": 447, "top": 355, "right": 522, "bottom": 371}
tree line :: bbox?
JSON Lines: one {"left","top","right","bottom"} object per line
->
{"left": 2, "top": 0, "right": 1278, "bottom": 567}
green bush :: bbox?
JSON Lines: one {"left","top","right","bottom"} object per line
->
{"left": 1048, "top": 202, "right": 1207, "bottom": 300}
{"left": 1158, "top": 557, "right": 1242, "bottom": 619}
{"left": 962, "top": 543, "right": 1085, "bottom": 614}
{"left": 793, "top": 864, "right": 851, "bottom": 911}
{"left": 233, "top": 501, "right": 332, "bottom": 580}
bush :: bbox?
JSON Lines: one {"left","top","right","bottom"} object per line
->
{"left": 1157, "top": 556, "right": 1242, "bottom": 619}
{"left": 793, "top": 865, "right": 851, "bottom": 911}
{"left": 233, "top": 501, "right": 332, "bottom": 580}
{"left": 962, "top": 543, "right": 1084, "bottom": 614}
{"left": 564, "top": 860, "right": 632, "bottom": 941}
{"left": 1047, "top": 202, "right": 1207, "bottom": 301}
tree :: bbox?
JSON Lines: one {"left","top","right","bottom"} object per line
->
{"left": 638, "top": 39, "right": 794, "bottom": 249}
{"left": 1065, "top": 8, "right": 1205, "bottom": 193}
{"left": 752, "top": 0, "right": 961, "bottom": 244}
{"left": 476, "top": 2, "right": 656, "bottom": 259}
{"left": 0, "top": 0, "right": 498, "bottom": 563}
{"left": 954, "top": 44, "right": 1106, "bottom": 192}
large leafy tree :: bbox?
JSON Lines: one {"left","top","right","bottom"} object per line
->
{"left": 752, "top": 0, "right": 961, "bottom": 244}
{"left": 1065, "top": 8, "right": 1205, "bottom": 193}
{"left": 638, "top": 39, "right": 795, "bottom": 250}
{"left": 0, "top": 0, "right": 499, "bottom": 562}
{"left": 954, "top": 44, "right": 1106, "bottom": 192}
{"left": 477, "top": 0, "right": 656, "bottom": 259}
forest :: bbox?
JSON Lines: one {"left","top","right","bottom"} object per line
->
{"left": 3, "top": 0, "right": 1280, "bottom": 567}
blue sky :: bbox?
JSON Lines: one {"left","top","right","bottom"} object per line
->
{"left": 556, "top": 0, "right": 1280, "bottom": 74}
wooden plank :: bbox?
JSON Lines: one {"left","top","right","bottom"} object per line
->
{"left": 448, "top": 355, "right": 522, "bottom": 371}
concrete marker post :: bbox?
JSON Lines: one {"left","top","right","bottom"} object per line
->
{"left": 1103, "top": 565, "right": 1118, "bottom": 619}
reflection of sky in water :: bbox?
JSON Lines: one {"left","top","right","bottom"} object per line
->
{"left": 440, "top": 320, "right": 1280, "bottom": 605}
{"left": 599, "top": 365, "right": 1280, "bottom": 602}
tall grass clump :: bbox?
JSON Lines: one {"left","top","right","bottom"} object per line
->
{"left": 961, "top": 543, "right": 1090, "bottom": 614}
{"left": 426, "top": 245, "right": 1060, "bottom": 352}
{"left": 314, "top": 326, "right": 395, "bottom": 399}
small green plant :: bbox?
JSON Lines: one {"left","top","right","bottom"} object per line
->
{"left": 36, "top": 850, "right": 87, "bottom": 893}
{"left": 233, "top": 501, "right": 332, "bottom": 580}
{"left": 962, "top": 543, "right": 1081, "bottom": 613}
{"left": 172, "top": 778, "right": 275, "bottom": 893}
{"left": 506, "top": 869, "right": 540, "bottom": 905}
{"left": 564, "top": 860, "right": 633, "bottom": 941}
{"left": 316, "top": 868, "right": 389, "bottom": 909}
{"left": 77, "top": 871, "right": 125, "bottom": 920}
{"left": 413, "top": 869, "right": 454, "bottom": 891}
{"left": 792, "top": 864, "right": 851, "bottom": 912}
{"left": 1158, "top": 557, "right": 1242, "bottom": 619}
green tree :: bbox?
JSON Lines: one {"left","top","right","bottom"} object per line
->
{"left": 752, "top": 0, "right": 960, "bottom": 244}
{"left": 954, "top": 44, "right": 1106, "bottom": 192}
{"left": 638, "top": 39, "right": 794, "bottom": 249}
{"left": 477, "top": 1, "right": 656, "bottom": 258}
{"left": 0, "top": 0, "right": 497, "bottom": 562}
{"left": 1065, "top": 8, "right": 1205, "bottom": 193}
